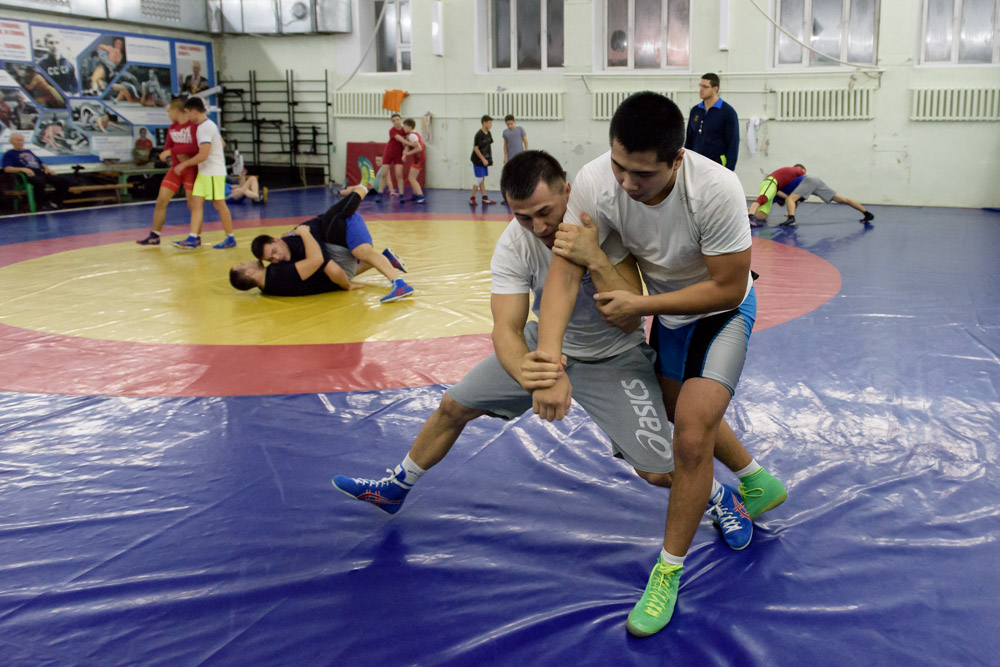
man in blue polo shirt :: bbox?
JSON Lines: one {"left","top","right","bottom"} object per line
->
{"left": 684, "top": 73, "right": 740, "bottom": 171}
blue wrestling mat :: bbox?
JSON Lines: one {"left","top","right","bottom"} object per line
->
{"left": 0, "top": 190, "right": 998, "bottom": 665}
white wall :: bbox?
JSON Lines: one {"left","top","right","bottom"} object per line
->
{"left": 8, "top": 2, "right": 998, "bottom": 207}
{"left": 217, "top": 1, "right": 1000, "bottom": 207}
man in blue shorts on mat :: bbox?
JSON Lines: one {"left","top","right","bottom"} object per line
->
{"left": 534, "top": 92, "right": 787, "bottom": 637}
{"left": 333, "top": 152, "right": 778, "bottom": 622}
{"left": 230, "top": 185, "right": 414, "bottom": 302}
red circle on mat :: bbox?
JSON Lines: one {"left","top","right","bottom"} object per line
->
{"left": 0, "top": 220, "right": 839, "bottom": 397}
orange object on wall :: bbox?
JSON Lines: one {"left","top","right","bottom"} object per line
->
{"left": 382, "top": 89, "right": 408, "bottom": 112}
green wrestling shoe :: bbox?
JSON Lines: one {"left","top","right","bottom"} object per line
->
{"left": 738, "top": 467, "right": 787, "bottom": 519}
{"left": 626, "top": 557, "right": 682, "bottom": 638}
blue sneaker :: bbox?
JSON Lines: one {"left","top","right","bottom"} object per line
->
{"left": 172, "top": 235, "right": 201, "bottom": 250}
{"left": 414, "top": 196, "right": 426, "bottom": 204}
{"left": 332, "top": 467, "right": 411, "bottom": 514}
{"left": 708, "top": 483, "right": 753, "bottom": 550}
{"left": 380, "top": 279, "right": 414, "bottom": 304}
{"left": 381, "top": 248, "right": 408, "bottom": 273}
{"left": 213, "top": 235, "right": 237, "bottom": 249}
{"left": 136, "top": 231, "right": 160, "bottom": 246}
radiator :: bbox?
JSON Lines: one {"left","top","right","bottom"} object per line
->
{"left": 485, "top": 92, "right": 563, "bottom": 121}
{"left": 910, "top": 88, "right": 1000, "bottom": 121}
{"left": 330, "top": 92, "right": 389, "bottom": 118}
{"left": 776, "top": 88, "right": 873, "bottom": 121}
{"left": 591, "top": 91, "right": 675, "bottom": 120}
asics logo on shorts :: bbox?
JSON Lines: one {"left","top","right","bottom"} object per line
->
{"left": 621, "top": 379, "right": 670, "bottom": 455}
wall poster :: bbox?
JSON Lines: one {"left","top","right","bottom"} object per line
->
{"left": 0, "top": 18, "right": 215, "bottom": 164}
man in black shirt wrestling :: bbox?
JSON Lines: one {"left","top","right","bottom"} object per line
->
{"left": 229, "top": 185, "right": 414, "bottom": 302}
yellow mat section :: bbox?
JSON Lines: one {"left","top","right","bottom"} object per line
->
{"left": 0, "top": 218, "right": 509, "bottom": 345}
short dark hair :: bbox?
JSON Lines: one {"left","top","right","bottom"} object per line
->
{"left": 251, "top": 234, "right": 274, "bottom": 260}
{"left": 390, "top": 112, "right": 401, "bottom": 120}
{"left": 702, "top": 72, "right": 720, "bottom": 89}
{"left": 794, "top": 163, "right": 806, "bottom": 170}
{"left": 504, "top": 114, "right": 515, "bottom": 122}
{"left": 168, "top": 97, "right": 185, "bottom": 111}
{"left": 500, "top": 150, "right": 566, "bottom": 201}
{"left": 183, "top": 97, "right": 206, "bottom": 113}
{"left": 609, "top": 92, "right": 685, "bottom": 163}
{"left": 229, "top": 266, "right": 257, "bottom": 291}
{"left": 481, "top": 115, "right": 493, "bottom": 123}
{"left": 403, "top": 118, "right": 416, "bottom": 129}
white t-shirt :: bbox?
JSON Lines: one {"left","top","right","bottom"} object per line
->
{"left": 491, "top": 219, "right": 645, "bottom": 361}
{"left": 567, "top": 149, "right": 753, "bottom": 329}
{"left": 195, "top": 118, "right": 226, "bottom": 176}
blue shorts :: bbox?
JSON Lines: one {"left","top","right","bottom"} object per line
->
{"left": 649, "top": 287, "right": 756, "bottom": 396}
{"left": 344, "top": 212, "right": 373, "bottom": 251}
{"left": 473, "top": 165, "right": 489, "bottom": 179}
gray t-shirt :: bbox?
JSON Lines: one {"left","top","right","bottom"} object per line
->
{"left": 503, "top": 126, "right": 527, "bottom": 160}
{"left": 491, "top": 220, "right": 644, "bottom": 361}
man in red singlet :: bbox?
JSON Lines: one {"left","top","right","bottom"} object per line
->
{"left": 136, "top": 98, "right": 198, "bottom": 246}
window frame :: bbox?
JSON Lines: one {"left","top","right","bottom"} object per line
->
{"left": 772, "top": 0, "right": 881, "bottom": 69}
{"left": 918, "top": 0, "right": 1000, "bottom": 66}
{"left": 601, "top": 0, "right": 691, "bottom": 72}
{"left": 487, "top": 0, "right": 564, "bottom": 71}
{"left": 374, "top": 0, "right": 413, "bottom": 74}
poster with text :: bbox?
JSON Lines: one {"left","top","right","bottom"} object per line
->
{"left": 0, "top": 17, "right": 213, "bottom": 164}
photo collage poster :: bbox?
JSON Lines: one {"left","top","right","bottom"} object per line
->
{"left": 0, "top": 18, "right": 215, "bottom": 164}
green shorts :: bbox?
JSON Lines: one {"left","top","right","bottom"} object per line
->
{"left": 756, "top": 177, "right": 779, "bottom": 216}
{"left": 192, "top": 173, "right": 228, "bottom": 200}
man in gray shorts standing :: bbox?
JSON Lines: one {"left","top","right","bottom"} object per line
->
{"left": 332, "top": 150, "right": 753, "bottom": 559}
{"left": 781, "top": 171, "right": 874, "bottom": 226}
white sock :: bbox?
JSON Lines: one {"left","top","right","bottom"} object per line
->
{"left": 735, "top": 460, "right": 762, "bottom": 479}
{"left": 660, "top": 548, "right": 685, "bottom": 567}
{"left": 710, "top": 478, "right": 723, "bottom": 504}
{"left": 395, "top": 454, "right": 426, "bottom": 487}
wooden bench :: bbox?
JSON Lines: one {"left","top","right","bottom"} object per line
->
{"left": 65, "top": 182, "right": 133, "bottom": 206}
{"left": 2, "top": 174, "right": 132, "bottom": 212}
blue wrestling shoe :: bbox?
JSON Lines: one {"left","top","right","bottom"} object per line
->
{"left": 380, "top": 279, "right": 414, "bottom": 304}
{"left": 136, "top": 231, "right": 160, "bottom": 246}
{"left": 381, "top": 248, "right": 408, "bottom": 273}
{"left": 172, "top": 235, "right": 201, "bottom": 250}
{"left": 708, "top": 483, "right": 753, "bottom": 550}
{"left": 213, "top": 235, "right": 237, "bottom": 249}
{"left": 333, "top": 467, "right": 411, "bottom": 514}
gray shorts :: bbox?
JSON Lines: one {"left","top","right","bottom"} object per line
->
{"left": 325, "top": 243, "right": 357, "bottom": 280}
{"left": 791, "top": 175, "right": 836, "bottom": 203}
{"left": 446, "top": 321, "right": 674, "bottom": 474}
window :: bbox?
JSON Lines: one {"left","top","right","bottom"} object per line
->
{"left": 489, "top": 0, "right": 564, "bottom": 70}
{"left": 375, "top": 0, "right": 411, "bottom": 72}
{"left": 604, "top": 0, "right": 690, "bottom": 70}
{"left": 921, "top": 0, "right": 1000, "bottom": 64}
{"left": 775, "top": 0, "right": 880, "bottom": 67}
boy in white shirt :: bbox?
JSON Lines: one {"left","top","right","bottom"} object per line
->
{"left": 172, "top": 97, "right": 236, "bottom": 249}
